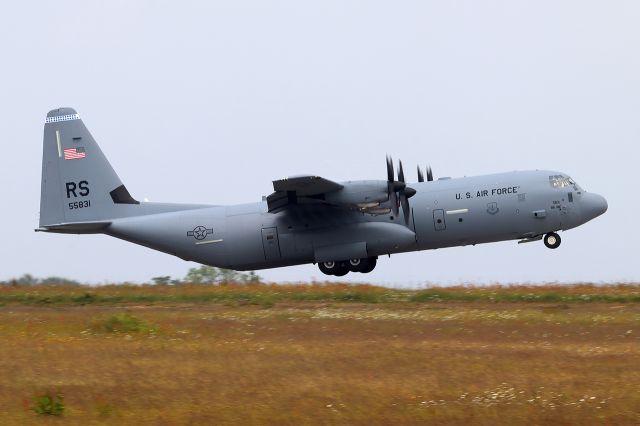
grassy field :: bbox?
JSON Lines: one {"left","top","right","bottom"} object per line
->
{"left": 0, "top": 283, "right": 638, "bottom": 425}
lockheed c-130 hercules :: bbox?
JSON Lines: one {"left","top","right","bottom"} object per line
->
{"left": 38, "top": 108, "right": 607, "bottom": 276}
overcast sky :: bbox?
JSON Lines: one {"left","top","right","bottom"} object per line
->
{"left": 0, "top": 1, "right": 638, "bottom": 286}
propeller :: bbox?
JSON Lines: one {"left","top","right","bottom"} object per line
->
{"left": 417, "top": 165, "right": 434, "bottom": 182}
{"left": 386, "top": 156, "right": 416, "bottom": 224}
{"left": 386, "top": 156, "right": 400, "bottom": 217}
{"left": 397, "top": 161, "right": 412, "bottom": 224}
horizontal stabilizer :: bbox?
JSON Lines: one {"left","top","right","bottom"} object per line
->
{"left": 35, "top": 221, "right": 111, "bottom": 234}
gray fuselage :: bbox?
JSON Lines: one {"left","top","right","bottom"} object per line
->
{"left": 104, "top": 170, "right": 607, "bottom": 271}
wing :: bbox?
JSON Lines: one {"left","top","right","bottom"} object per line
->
{"left": 266, "top": 176, "right": 390, "bottom": 214}
{"left": 267, "top": 176, "right": 344, "bottom": 212}
{"left": 272, "top": 175, "right": 344, "bottom": 196}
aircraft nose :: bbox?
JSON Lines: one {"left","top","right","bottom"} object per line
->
{"left": 582, "top": 192, "right": 608, "bottom": 221}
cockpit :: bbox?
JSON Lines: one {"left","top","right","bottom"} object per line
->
{"left": 549, "top": 175, "right": 582, "bottom": 192}
{"left": 545, "top": 172, "right": 607, "bottom": 231}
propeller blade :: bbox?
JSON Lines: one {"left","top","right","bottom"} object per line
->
{"left": 386, "top": 156, "right": 394, "bottom": 182}
{"left": 387, "top": 156, "right": 398, "bottom": 216}
{"left": 426, "top": 165, "right": 433, "bottom": 182}
{"left": 417, "top": 166, "right": 424, "bottom": 182}
{"left": 384, "top": 156, "right": 412, "bottom": 222}
{"left": 389, "top": 190, "right": 399, "bottom": 217}
{"left": 400, "top": 193, "right": 410, "bottom": 224}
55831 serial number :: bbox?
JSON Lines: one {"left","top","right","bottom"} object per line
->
{"left": 69, "top": 200, "right": 90, "bottom": 210}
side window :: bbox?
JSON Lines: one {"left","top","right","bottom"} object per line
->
{"left": 568, "top": 192, "right": 573, "bottom": 203}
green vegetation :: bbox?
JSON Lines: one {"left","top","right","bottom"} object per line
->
{"left": 183, "top": 265, "right": 260, "bottom": 284}
{"left": 97, "top": 313, "right": 155, "bottom": 334}
{"left": 150, "top": 265, "right": 261, "bottom": 285}
{"left": 1, "top": 265, "right": 260, "bottom": 288}
{"left": 32, "top": 392, "right": 64, "bottom": 416}
{"left": 408, "top": 287, "right": 640, "bottom": 303}
{"left": 0, "top": 282, "right": 637, "bottom": 306}
{"left": 1, "top": 273, "right": 80, "bottom": 286}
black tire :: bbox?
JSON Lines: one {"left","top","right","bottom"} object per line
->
{"left": 318, "top": 261, "right": 338, "bottom": 275}
{"left": 348, "top": 258, "right": 363, "bottom": 272}
{"left": 333, "top": 261, "right": 349, "bottom": 276}
{"left": 544, "top": 232, "right": 561, "bottom": 249}
{"left": 359, "top": 257, "right": 377, "bottom": 273}
{"left": 333, "top": 268, "right": 349, "bottom": 276}
{"left": 319, "top": 261, "right": 350, "bottom": 276}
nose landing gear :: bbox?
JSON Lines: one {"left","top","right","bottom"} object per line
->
{"left": 318, "top": 257, "right": 377, "bottom": 276}
{"left": 544, "top": 232, "right": 561, "bottom": 249}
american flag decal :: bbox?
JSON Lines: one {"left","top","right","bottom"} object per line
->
{"left": 63, "top": 147, "right": 86, "bottom": 160}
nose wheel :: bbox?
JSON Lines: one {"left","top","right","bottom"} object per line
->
{"left": 544, "top": 232, "right": 561, "bottom": 249}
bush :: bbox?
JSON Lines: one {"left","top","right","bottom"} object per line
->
{"left": 99, "top": 313, "right": 154, "bottom": 334}
{"left": 185, "top": 266, "right": 220, "bottom": 284}
{"left": 39, "top": 276, "right": 81, "bottom": 286}
{"left": 151, "top": 276, "right": 172, "bottom": 285}
{"left": 1, "top": 274, "right": 79, "bottom": 286}
{"left": 183, "top": 265, "right": 261, "bottom": 284}
{"left": 33, "top": 392, "right": 64, "bottom": 416}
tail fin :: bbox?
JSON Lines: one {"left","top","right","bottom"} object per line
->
{"left": 39, "top": 107, "right": 139, "bottom": 229}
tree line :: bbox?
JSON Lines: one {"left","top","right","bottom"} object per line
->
{"left": 1, "top": 266, "right": 261, "bottom": 286}
{"left": 151, "top": 265, "right": 261, "bottom": 285}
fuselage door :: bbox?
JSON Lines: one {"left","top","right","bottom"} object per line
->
{"left": 261, "top": 227, "right": 282, "bottom": 261}
{"left": 433, "top": 209, "right": 446, "bottom": 231}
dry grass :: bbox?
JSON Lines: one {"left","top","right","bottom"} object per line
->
{"left": 0, "top": 282, "right": 639, "bottom": 305}
{"left": 0, "top": 284, "right": 638, "bottom": 425}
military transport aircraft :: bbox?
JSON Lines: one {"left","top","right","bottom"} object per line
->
{"left": 38, "top": 108, "right": 607, "bottom": 276}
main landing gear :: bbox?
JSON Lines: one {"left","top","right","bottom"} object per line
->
{"left": 544, "top": 232, "right": 561, "bottom": 249}
{"left": 318, "top": 257, "right": 377, "bottom": 276}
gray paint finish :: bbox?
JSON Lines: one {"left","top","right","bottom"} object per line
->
{"left": 38, "top": 109, "right": 608, "bottom": 276}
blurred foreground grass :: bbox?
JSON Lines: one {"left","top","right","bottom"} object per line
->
{"left": 0, "top": 282, "right": 639, "bottom": 305}
{"left": 0, "top": 283, "right": 638, "bottom": 425}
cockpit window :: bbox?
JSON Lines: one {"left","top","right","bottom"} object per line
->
{"left": 549, "top": 175, "right": 581, "bottom": 191}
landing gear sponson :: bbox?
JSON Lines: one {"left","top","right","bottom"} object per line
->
{"left": 318, "top": 257, "right": 377, "bottom": 276}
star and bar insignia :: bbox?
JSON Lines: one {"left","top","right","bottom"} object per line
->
{"left": 187, "top": 226, "right": 213, "bottom": 240}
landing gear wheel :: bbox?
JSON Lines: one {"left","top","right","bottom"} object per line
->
{"left": 333, "top": 262, "right": 349, "bottom": 277}
{"left": 348, "top": 258, "right": 363, "bottom": 272}
{"left": 544, "top": 232, "right": 561, "bottom": 249}
{"left": 318, "top": 261, "right": 349, "bottom": 276}
{"left": 319, "top": 261, "right": 337, "bottom": 275}
{"left": 359, "top": 257, "right": 377, "bottom": 273}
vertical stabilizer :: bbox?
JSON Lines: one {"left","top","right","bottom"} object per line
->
{"left": 39, "top": 107, "right": 139, "bottom": 228}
